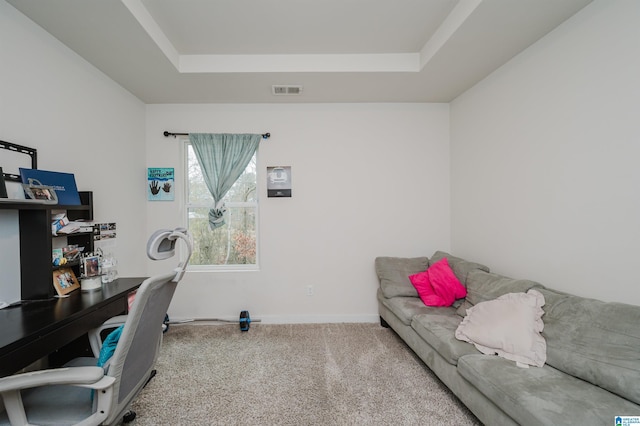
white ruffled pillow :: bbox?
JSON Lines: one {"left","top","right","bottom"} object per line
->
{"left": 455, "top": 289, "right": 546, "bottom": 368}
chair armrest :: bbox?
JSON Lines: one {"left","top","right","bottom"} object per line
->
{"left": 0, "top": 366, "right": 112, "bottom": 392}
{"left": 0, "top": 367, "right": 116, "bottom": 426}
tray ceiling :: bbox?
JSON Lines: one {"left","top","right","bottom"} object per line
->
{"left": 7, "top": 0, "right": 593, "bottom": 103}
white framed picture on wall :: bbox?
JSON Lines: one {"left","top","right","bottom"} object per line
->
{"left": 267, "top": 166, "right": 291, "bottom": 197}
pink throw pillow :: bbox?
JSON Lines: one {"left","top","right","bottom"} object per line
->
{"left": 408, "top": 271, "right": 449, "bottom": 306}
{"left": 408, "top": 258, "right": 467, "bottom": 307}
{"left": 428, "top": 258, "right": 467, "bottom": 305}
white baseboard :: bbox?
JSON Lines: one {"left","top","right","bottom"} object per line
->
{"left": 168, "top": 313, "right": 379, "bottom": 325}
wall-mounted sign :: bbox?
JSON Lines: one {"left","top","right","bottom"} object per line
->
{"left": 267, "top": 166, "right": 291, "bottom": 197}
{"left": 147, "top": 167, "right": 174, "bottom": 201}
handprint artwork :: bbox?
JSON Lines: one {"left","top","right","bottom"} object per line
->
{"left": 147, "top": 168, "right": 175, "bottom": 201}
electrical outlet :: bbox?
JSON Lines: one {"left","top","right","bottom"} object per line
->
{"left": 306, "top": 285, "right": 314, "bottom": 296}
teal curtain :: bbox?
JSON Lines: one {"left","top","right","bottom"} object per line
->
{"left": 189, "top": 133, "right": 260, "bottom": 230}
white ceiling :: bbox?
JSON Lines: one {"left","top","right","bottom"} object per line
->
{"left": 7, "top": 0, "right": 592, "bottom": 104}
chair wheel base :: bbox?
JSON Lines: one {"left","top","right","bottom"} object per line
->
{"left": 123, "top": 410, "right": 137, "bottom": 423}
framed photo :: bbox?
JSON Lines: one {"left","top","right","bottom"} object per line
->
{"left": 83, "top": 255, "right": 100, "bottom": 277}
{"left": 52, "top": 268, "right": 80, "bottom": 296}
{"left": 267, "top": 166, "right": 292, "bottom": 197}
{"left": 22, "top": 183, "right": 58, "bottom": 203}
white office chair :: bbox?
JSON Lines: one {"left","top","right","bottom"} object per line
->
{"left": 0, "top": 228, "right": 192, "bottom": 426}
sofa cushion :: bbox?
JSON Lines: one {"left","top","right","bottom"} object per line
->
{"left": 460, "top": 269, "right": 544, "bottom": 316}
{"left": 539, "top": 287, "right": 640, "bottom": 405}
{"left": 412, "top": 314, "right": 480, "bottom": 365}
{"left": 458, "top": 354, "right": 640, "bottom": 426}
{"left": 429, "top": 251, "right": 489, "bottom": 286}
{"left": 455, "top": 289, "right": 546, "bottom": 367}
{"left": 409, "top": 258, "right": 467, "bottom": 307}
{"left": 375, "top": 256, "right": 428, "bottom": 298}
{"left": 378, "top": 293, "right": 453, "bottom": 326}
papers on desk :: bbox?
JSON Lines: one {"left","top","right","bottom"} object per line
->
{"left": 52, "top": 213, "right": 69, "bottom": 235}
{"left": 57, "top": 222, "right": 95, "bottom": 235}
{"left": 57, "top": 223, "right": 81, "bottom": 235}
{"left": 52, "top": 213, "right": 94, "bottom": 236}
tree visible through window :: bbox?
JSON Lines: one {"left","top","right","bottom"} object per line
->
{"left": 186, "top": 143, "right": 258, "bottom": 268}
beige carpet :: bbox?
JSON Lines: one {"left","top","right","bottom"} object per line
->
{"left": 130, "top": 323, "right": 480, "bottom": 425}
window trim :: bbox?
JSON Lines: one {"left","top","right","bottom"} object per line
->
{"left": 183, "top": 138, "right": 260, "bottom": 271}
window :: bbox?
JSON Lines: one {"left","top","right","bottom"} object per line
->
{"left": 185, "top": 142, "right": 258, "bottom": 269}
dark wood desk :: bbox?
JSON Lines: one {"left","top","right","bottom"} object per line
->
{"left": 0, "top": 277, "right": 145, "bottom": 377}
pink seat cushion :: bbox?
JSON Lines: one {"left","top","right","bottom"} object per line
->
{"left": 409, "top": 258, "right": 467, "bottom": 306}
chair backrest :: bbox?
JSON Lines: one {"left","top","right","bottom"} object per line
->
{"left": 102, "top": 228, "right": 192, "bottom": 425}
{"left": 101, "top": 272, "right": 176, "bottom": 424}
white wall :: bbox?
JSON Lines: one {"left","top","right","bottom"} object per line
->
{"left": 146, "top": 103, "right": 451, "bottom": 323}
{"left": 450, "top": 0, "right": 640, "bottom": 304}
{"left": 0, "top": 1, "right": 148, "bottom": 277}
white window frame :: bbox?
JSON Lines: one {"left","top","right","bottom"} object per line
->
{"left": 183, "top": 138, "right": 260, "bottom": 272}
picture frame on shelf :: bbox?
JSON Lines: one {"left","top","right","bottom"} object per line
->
{"left": 52, "top": 267, "right": 80, "bottom": 296}
{"left": 22, "top": 182, "right": 58, "bottom": 203}
{"left": 83, "top": 255, "right": 100, "bottom": 277}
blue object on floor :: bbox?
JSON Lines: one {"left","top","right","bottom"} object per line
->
{"left": 240, "top": 310, "right": 251, "bottom": 331}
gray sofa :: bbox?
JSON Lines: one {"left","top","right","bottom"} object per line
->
{"left": 375, "top": 251, "right": 640, "bottom": 426}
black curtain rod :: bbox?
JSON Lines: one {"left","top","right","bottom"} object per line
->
{"left": 163, "top": 131, "right": 270, "bottom": 139}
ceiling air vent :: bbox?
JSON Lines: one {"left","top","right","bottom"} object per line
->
{"left": 272, "top": 85, "right": 303, "bottom": 96}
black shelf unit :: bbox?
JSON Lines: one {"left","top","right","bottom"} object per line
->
{"left": 1, "top": 191, "right": 94, "bottom": 300}
{"left": 56, "top": 191, "right": 94, "bottom": 280}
